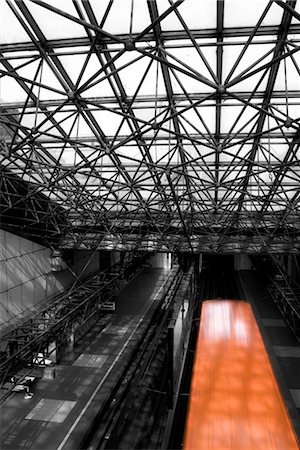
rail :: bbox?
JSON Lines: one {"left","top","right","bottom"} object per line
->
{"left": 80, "top": 264, "right": 195, "bottom": 450}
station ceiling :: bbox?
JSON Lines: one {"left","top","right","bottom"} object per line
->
{"left": 0, "top": 0, "right": 299, "bottom": 253}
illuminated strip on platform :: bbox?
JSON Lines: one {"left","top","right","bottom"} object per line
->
{"left": 184, "top": 300, "right": 300, "bottom": 450}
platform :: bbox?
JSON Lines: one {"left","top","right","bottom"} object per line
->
{"left": 0, "top": 267, "right": 171, "bottom": 450}
{"left": 239, "top": 270, "right": 300, "bottom": 442}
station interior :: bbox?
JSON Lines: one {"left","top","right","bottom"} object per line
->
{"left": 0, "top": 1, "right": 300, "bottom": 449}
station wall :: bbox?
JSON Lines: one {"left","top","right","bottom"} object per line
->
{"left": 234, "top": 254, "right": 252, "bottom": 270}
{"left": 149, "top": 253, "right": 172, "bottom": 269}
{"left": 0, "top": 229, "right": 99, "bottom": 326}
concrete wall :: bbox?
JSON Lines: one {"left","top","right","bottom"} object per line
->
{"left": 110, "top": 251, "right": 122, "bottom": 266}
{"left": 287, "top": 254, "right": 300, "bottom": 281}
{"left": 234, "top": 254, "right": 252, "bottom": 270}
{"left": 149, "top": 252, "right": 172, "bottom": 269}
{"left": 0, "top": 230, "right": 99, "bottom": 326}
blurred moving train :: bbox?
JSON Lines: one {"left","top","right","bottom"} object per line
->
{"left": 183, "top": 300, "right": 299, "bottom": 449}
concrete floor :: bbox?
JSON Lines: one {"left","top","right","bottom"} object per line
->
{"left": 239, "top": 270, "right": 300, "bottom": 442}
{"left": 1, "top": 267, "right": 171, "bottom": 450}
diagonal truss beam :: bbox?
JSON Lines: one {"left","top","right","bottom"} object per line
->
{"left": 228, "top": 0, "right": 297, "bottom": 222}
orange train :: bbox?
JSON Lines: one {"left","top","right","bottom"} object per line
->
{"left": 183, "top": 300, "right": 299, "bottom": 449}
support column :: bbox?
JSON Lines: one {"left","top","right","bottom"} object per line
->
{"left": 167, "top": 324, "right": 174, "bottom": 409}
{"left": 66, "top": 325, "right": 75, "bottom": 352}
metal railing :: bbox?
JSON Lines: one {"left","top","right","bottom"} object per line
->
{"left": 250, "top": 254, "right": 300, "bottom": 341}
{"left": 0, "top": 252, "right": 149, "bottom": 398}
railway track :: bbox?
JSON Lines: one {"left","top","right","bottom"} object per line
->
{"left": 79, "top": 266, "right": 196, "bottom": 450}
{"left": 199, "top": 267, "right": 241, "bottom": 300}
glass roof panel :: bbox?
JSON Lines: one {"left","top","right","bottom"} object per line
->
{"left": 273, "top": 53, "right": 300, "bottom": 91}
{"left": 55, "top": 53, "right": 90, "bottom": 87}
{"left": 0, "top": 0, "right": 299, "bottom": 253}
{"left": 98, "top": 0, "right": 151, "bottom": 35}
{"left": 0, "top": 66, "right": 28, "bottom": 102}
{"left": 0, "top": 1, "right": 31, "bottom": 43}
{"left": 223, "top": 41, "right": 274, "bottom": 87}
{"left": 26, "top": 0, "right": 87, "bottom": 40}
{"left": 166, "top": 46, "right": 216, "bottom": 83}
{"left": 173, "top": 0, "right": 217, "bottom": 30}
{"left": 224, "top": 0, "right": 277, "bottom": 28}
{"left": 291, "top": 1, "right": 300, "bottom": 24}
{"left": 156, "top": 0, "right": 189, "bottom": 31}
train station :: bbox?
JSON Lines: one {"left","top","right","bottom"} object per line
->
{"left": 0, "top": 1, "right": 300, "bottom": 448}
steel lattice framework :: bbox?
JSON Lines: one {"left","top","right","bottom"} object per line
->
{"left": 0, "top": 0, "right": 300, "bottom": 253}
